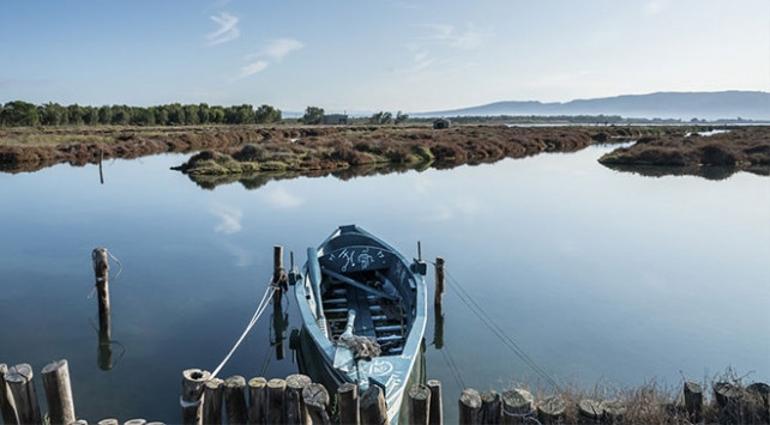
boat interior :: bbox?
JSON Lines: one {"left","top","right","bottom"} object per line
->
{"left": 315, "top": 243, "right": 417, "bottom": 357}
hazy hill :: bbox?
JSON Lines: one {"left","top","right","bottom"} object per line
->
{"left": 415, "top": 91, "right": 770, "bottom": 121}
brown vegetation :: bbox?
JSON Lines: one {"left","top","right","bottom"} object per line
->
{"left": 599, "top": 127, "right": 770, "bottom": 179}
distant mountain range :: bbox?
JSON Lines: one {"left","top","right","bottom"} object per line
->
{"left": 414, "top": 91, "right": 770, "bottom": 121}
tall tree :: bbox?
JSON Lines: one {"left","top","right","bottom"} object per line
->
{"left": 302, "top": 106, "right": 324, "bottom": 125}
{"left": 1, "top": 101, "right": 40, "bottom": 126}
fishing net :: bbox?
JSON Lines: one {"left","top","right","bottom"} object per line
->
{"left": 338, "top": 334, "right": 381, "bottom": 360}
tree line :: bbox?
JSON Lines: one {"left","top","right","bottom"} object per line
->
{"left": 0, "top": 101, "right": 282, "bottom": 127}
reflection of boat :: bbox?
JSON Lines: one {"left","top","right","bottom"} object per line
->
{"left": 291, "top": 225, "right": 427, "bottom": 424}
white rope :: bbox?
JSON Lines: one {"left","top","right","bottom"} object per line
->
{"left": 210, "top": 283, "right": 276, "bottom": 379}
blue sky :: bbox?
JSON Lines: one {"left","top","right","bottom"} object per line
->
{"left": 1, "top": 0, "right": 768, "bottom": 112}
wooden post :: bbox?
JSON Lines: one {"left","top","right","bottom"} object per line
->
{"left": 97, "top": 419, "right": 119, "bottom": 425}
{"left": 272, "top": 300, "right": 288, "bottom": 361}
{"left": 285, "top": 374, "right": 312, "bottom": 425}
{"left": 5, "top": 364, "right": 42, "bottom": 425}
{"left": 535, "top": 396, "right": 565, "bottom": 424}
{"left": 41, "top": 359, "right": 76, "bottom": 425}
{"left": 267, "top": 378, "right": 286, "bottom": 425}
{"left": 576, "top": 399, "right": 602, "bottom": 424}
{"left": 303, "top": 383, "right": 331, "bottom": 425}
{"left": 70, "top": 420, "right": 89, "bottom": 425}
{"left": 747, "top": 382, "right": 769, "bottom": 424}
{"left": 273, "top": 245, "right": 286, "bottom": 304}
{"left": 480, "top": 390, "right": 501, "bottom": 424}
{"left": 0, "top": 363, "right": 19, "bottom": 425}
{"left": 426, "top": 380, "right": 443, "bottom": 425}
{"left": 434, "top": 257, "right": 445, "bottom": 306}
{"left": 181, "top": 368, "right": 211, "bottom": 425}
{"left": 337, "top": 383, "right": 359, "bottom": 425}
{"left": 92, "top": 248, "right": 113, "bottom": 371}
{"left": 360, "top": 385, "right": 387, "bottom": 425}
{"left": 248, "top": 377, "right": 268, "bottom": 425}
{"left": 683, "top": 381, "right": 703, "bottom": 423}
{"left": 408, "top": 384, "right": 431, "bottom": 425}
{"left": 501, "top": 389, "right": 533, "bottom": 424}
{"left": 123, "top": 419, "right": 146, "bottom": 425}
{"left": 202, "top": 378, "right": 224, "bottom": 425}
{"left": 224, "top": 375, "right": 248, "bottom": 425}
{"left": 598, "top": 400, "right": 625, "bottom": 424}
{"left": 714, "top": 382, "right": 745, "bottom": 424}
{"left": 458, "top": 388, "right": 482, "bottom": 425}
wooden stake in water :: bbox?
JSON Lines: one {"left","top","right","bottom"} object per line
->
{"left": 4, "top": 364, "right": 42, "bottom": 425}
{"left": 337, "top": 383, "right": 359, "bottom": 425}
{"left": 181, "top": 369, "right": 211, "bottom": 425}
{"left": 41, "top": 359, "right": 76, "bottom": 425}
{"left": 92, "top": 248, "right": 112, "bottom": 370}
{"left": 0, "top": 363, "right": 20, "bottom": 425}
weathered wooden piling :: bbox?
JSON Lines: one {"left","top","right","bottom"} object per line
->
{"left": 337, "top": 383, "right": 359, "bottom": 425}
{"left": 92, "top": 248, "right": 113, "bottom": 371}
{"left": 223, "top": 375, "right": 248, "bottom": 425}
{"left": 480, "top": 390, "right": 501, "bottom": 424}
{"left": 714, "top": 381, "right": 745, "bottom": 424}
{"left": 266, "top": 378, "right": 287, "bottom": 425}
{"left": 434, "top": 257, "right": 445, "bottom": 306}
{"left": 535, "top": 396, "right": 565, "bottom": 424}
{"left": 426, "top": 380, "right": 443, "bottom": 425}
{"left": 180, "top": 368, "right": 211, "bottom": 425}
{"left": 683, "top": 381, "right": 703, "bottom": 423}
{"left": 96, "top": 419, "right": 119, "bottom": 425}
{"left": 123, "top": 419, "right": 147, "bottom": 425}
{"left": 303, "top": 383, "right": 331, "bottom": 425}
{"left": 285, "top": 374, "right": 312, "bottom": 425}
{"left": 247, "top": 377, "right": 267, "bottom": 425}
{"left": 501, "top": 389, "right": 533, "bottom": 424}
{"left": 408, "top": 384, "right": 432, "bottom": 425}
{"left": 458, "top": 388, "right": 482, "bottom": 425}
{"left": 747, "top": 382, "right": 770, "bottom": 424}
{"left": 273, "top": 245, "right": 287, "bottom": 304}
{"left": 0, "top": 363, "right": 19, "bottom": 425}
{"left": 5, "top": 364, "right": 42, "bottom": 425}
{"left": 360, "top": 385, "right": 388, "bottom": 425}
{"left": 69, "top": 419, "right": 89, "bottom": 425}
{"left": 202, "top": 378, "right": 224, "bottom": 425}
{"left": 41, "top": 359, "right": 76, "bottom": 425}
{"left": 576, "top": 399, "right": 602, "bottom": 424}
{"left": 272, "top": 298, "right": 288, "bottom": 361}
{"left": 599, "top": 400, "right": 625, "bottom": 423}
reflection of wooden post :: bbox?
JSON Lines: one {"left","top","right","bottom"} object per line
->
{"left": 303, "top": 383, "right": 331, "bottom": 425}
{"left": 433, "top": 302, "right": 444, "bottom": 350}
{"left": 5, "top": 364, "right": 42, "bottom": 425}
{"left": 41, "top": 359, "right": 76, "bottom": 425}
{"left": 92, "top": 248, "right": 113, "bottom": 370}
{"left": 181, "top": 369, "right": 211, "bottom": 425}
{"left": 0, "top": 363, "right": 19, "bottom": 425}
{"left": 434, "top": 257, "right": 445, "bottom": 307}
{"left": 98, "top": 149, "right": 104, "bottom": 185}
{"left": 408, "top": 384, "right": 431, "bottom": 425}
{"left": 272, "top": 299, "right": 287, "bottom": 361}
{"left": 427, "top": 380, "right": 443, "bottom": 425}
{"left": 337, "top": 383, "right": 359, "bottom": 425}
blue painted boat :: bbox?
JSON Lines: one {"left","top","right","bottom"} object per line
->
{"left": 291, "top": 225, "right": 428, "bottom": 424}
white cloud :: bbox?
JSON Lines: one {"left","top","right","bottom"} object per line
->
{"left": 424, "top": 23, "right": 489, "bottom": 49}
{"left": 644, "top": 0, "right": 669, "bottom": 16}
{"left": 211, "top": 204, "right": 243, "bottom": 234}
{"left": 237, "top": 38, "right": 304, "bottom": 79}
{"left": 239, "top": 60, "right": 269, "bottom": 78}
{"left": 206, "top": 12, "right": 240, "bottom": 46}
{"left": 262, "top": 186, "right": 304, "bottom": 209}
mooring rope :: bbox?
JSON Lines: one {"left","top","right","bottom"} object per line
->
{"left": 210, "top": 282, "right": 276, "bottom": 379}
{"left": 439, "top": 264, "right": 561, "bottom": 390}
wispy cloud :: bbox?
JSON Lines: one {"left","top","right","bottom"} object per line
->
{"left": 423, "top": 23, "right": 489, "bottom": 49}
{"left": 206, "top": 12, "right": 240, "bottom": 46}
{"left": 643, "top": 0, "right": 670, "bottom": 15}
{"left": 238, "top": 38, "right": 304, "bottom": 79}
{"left": 239, "top": 60, "right": 268, "bottom": 78}
{"left": 211, "top": 204, "right": 243, "bottom": 234}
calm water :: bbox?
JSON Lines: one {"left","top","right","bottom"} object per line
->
{"left": 1, "top": 145, "right": 768, "bottom": 422}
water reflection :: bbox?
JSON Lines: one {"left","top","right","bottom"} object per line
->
{"left": 602, "top": 163, "right": 770, "bottom": 180}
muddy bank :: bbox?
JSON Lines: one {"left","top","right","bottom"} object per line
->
{"left": 170, "top": 125, "right": 650, "bottom": 180}
{"left": 598, "top": 127, "right": 770, "bottom": 179}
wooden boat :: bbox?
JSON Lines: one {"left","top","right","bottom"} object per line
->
{"left": 291, "top": 225, "right": 428, "bottom": 424}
